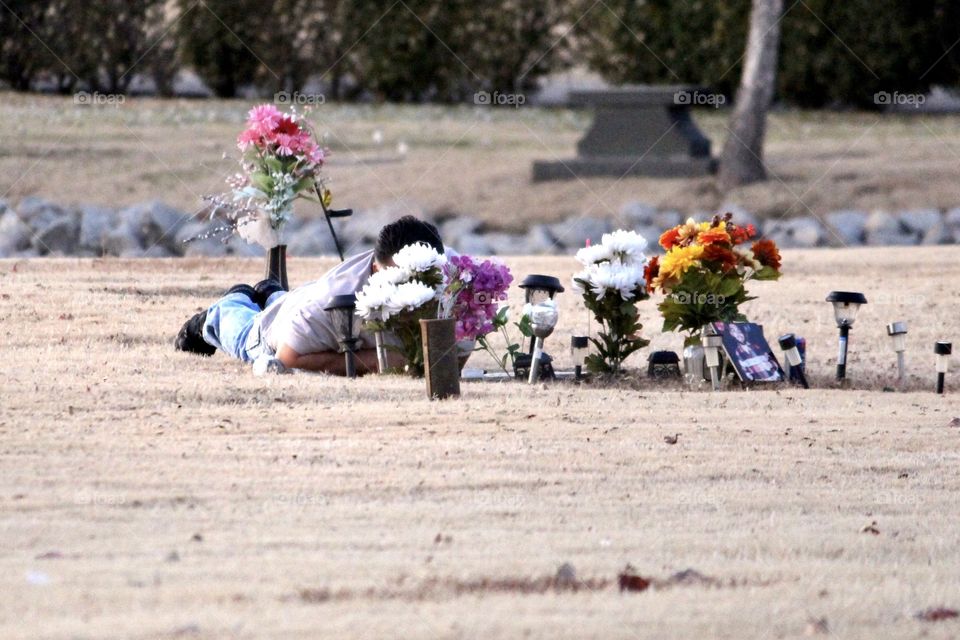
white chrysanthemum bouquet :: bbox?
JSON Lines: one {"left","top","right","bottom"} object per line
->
{"left": 355, "top": 243, "right": 447, "bottom": 375}
{"left": 571, "top": 230, "right": 652, "bottom": 375}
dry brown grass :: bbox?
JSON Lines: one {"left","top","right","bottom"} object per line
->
{"left": 3, "top": 94, "right": 960, "bottom": 230}
{"left": 1, "top": 248, "right": 959, "bottom": 639}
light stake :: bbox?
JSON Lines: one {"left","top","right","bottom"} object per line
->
{"left": 515, "top": 274, "right": 564, "bottom": 379}
{"left": 527, "top": 301, "right": 559, "bottom": 384}
{"left": 374, "top": 330, "right": 388, "bottom": 373}
{"left": 886, "top": 321, "right": 908, "bottom": 388}
{"left": 701, "top": 324, "right": 723, "bottom": 391}
{"left": 778, "top": 333, "right": 809, "bottom": 389}
{"left": 647, "top": 351, "right": 682, "bottom": 379}
{"left": 935, "top": 341, "right": 952, "bottom": 394}
{"left": 324, "top": 293, "right": 360, "bottom": 378}
{"left": 571, "top": 335, "right": 589, "bottom": 381}
{"left": 826, "top": 291, "right": 867, "bottom": 381}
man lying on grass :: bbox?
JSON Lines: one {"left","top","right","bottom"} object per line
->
{"left": 175, "top": 216, "right": 444, "bottom": 375}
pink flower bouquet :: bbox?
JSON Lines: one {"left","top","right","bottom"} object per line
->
{"left": 207, "top": 104, "right": 327, "bottom": 248}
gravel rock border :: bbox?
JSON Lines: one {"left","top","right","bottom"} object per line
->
{"left": 1, "top": 198, "right": 957, "bottom": 258}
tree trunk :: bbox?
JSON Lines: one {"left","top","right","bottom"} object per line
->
{"left": 718, "top": 0, "right": 784, "bottom": 190}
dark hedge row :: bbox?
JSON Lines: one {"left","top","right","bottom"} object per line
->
{"left": 1, "top": 0, "right": 957, "bottom": 107}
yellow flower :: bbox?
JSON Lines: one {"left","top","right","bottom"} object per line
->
{"left": 660, "top": 244, "right": 705, "bottom": 280}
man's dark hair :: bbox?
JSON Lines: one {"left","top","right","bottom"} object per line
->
{"left": 375, "top": 216, "right": 444, "bottom": 264}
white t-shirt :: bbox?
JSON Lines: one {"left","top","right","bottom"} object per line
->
{"left": 261, "top": 250, "right": 376, "bottom": 354}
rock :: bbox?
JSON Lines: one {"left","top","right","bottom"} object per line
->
{"left": 945, "top": 207, "right": 960, "bottom": 241}
{"left": 122, "top": 245, "right": 172, "bottom": 258}
{"left": 226, "top": 236, "right": 266, "bottom": 257}
{"left": 184, "top": 237, "right": 229, "bottom": 257}
{"left": 287, "top": 219, "right": 341, "bottom": 256}
{"left": 633, "top": 225, "right": 664, "bottom": 253}
{"left": 547, "top": 215, "right": 611, "bottom": 249}
{"left": 17, "top": 196, "right": 66, "bottom": 231}
{"left": 864, "top": 211, "right": 916, "bottom": 246}
{"left": 173, "top": 219, "right": 227, "bottom": 257}
{"left": 922, "top": 221, "right": 951, "bottom": 245}
{"left": 0, "top": 210, "right": 33, "bottom": 255}
{"left": 524, "top": 224, "right": 561, "bottom": 255}
{"left": 77, "top": 205, "right": 117, "bottom": 254}
{"left": 119, "top": 201, "right": 189, "bottom": 253}
{"left": 33, "top": 215, "right": 79, "bottom": 255}
{"left": 102, "top": 222, "right": 144, "bottom": 256}
{"left": 440, "top": 215, "right": 485, "bottom": 244}
{"left": 341, "top": 200, "right": 427, "bottom": 247}
{"left": 619, "top": 201, "right": 658, "bottom": 226}
{"left": 484, "top": 232, "right": 528, "bottom": 255}
{"left": 825, "top": 210, "right": 868, "bottom": 246}
{"left": 763, "top": 216, "right": 826, "bottom": 248}
{"left": 719, "top": 203, "right": 759, "bottom": 231}
{"left": 651, "top": 210, "right": 682, "bottom": 231}
{"left": 898, "top": 209, "right": 942, "bottom": 238}
{"left": 454, "top": 233, "right": 493, "bottom": 256}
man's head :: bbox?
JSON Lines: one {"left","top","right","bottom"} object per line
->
{"left": 375, "top": 216, "right": 444, "bottom": 266}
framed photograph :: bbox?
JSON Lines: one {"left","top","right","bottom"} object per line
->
{"left": 711, "top": 322, "right": 785, "bottom": 383}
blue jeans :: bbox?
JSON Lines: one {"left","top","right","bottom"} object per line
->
{"left": 202, "top": 291, "right": 285, "bottom": 362}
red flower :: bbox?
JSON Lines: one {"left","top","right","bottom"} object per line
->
{"left": 702, "top": 244, "right": 738, "bottom": 272}
{"left": 751, "top": 238, "right": 781, "bottom": 271}
{"left": 273, "top": 116, "right": 301, "bottom": 136}
{"left": 659, "top": 228, "right": 681, "bottom": 251}
{"left": 643, "top": 256, "right": 660, "bottom": 291}
{"left": 729, "top": 223, "right": 757, "bottom": 245}
{"left": 698, "top": 227, "right": 731, "bottom": 246}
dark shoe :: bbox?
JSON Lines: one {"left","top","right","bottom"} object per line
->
{"left": 225, "top": 283, "right": 257, "bottom": 300}
{"left": 253, "top": 278, "right": 286, "bottom": 309}
{"left": 175, "top": 310, "right": 216, "bottom": 356}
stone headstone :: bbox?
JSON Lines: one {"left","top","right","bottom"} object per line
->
{"left": 533, "top": 86, "right": 715, "bottom": 181}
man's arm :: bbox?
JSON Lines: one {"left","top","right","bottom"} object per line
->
{"left": 276, "top": 343, "right": 400, "bottom": 375}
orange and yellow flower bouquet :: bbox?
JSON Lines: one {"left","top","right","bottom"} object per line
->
{"left": 646, "top": 212, "right": 782, "bottom": 344}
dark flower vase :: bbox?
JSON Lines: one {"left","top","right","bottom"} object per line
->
{"left": 420, "top": 318, "right": 461, "bottom": 400}
{"left": 265, "top": 245, "right": 289, "bottom": 290}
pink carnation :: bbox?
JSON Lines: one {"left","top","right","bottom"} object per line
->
{"left": 237, "top": 127, "right": 262, "bottom": 151}
{"left": 275, "top": 134, "right": 296, "bottom": 156}
{"left": 247, "top": 104, "right": 282, "bottom": 134}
